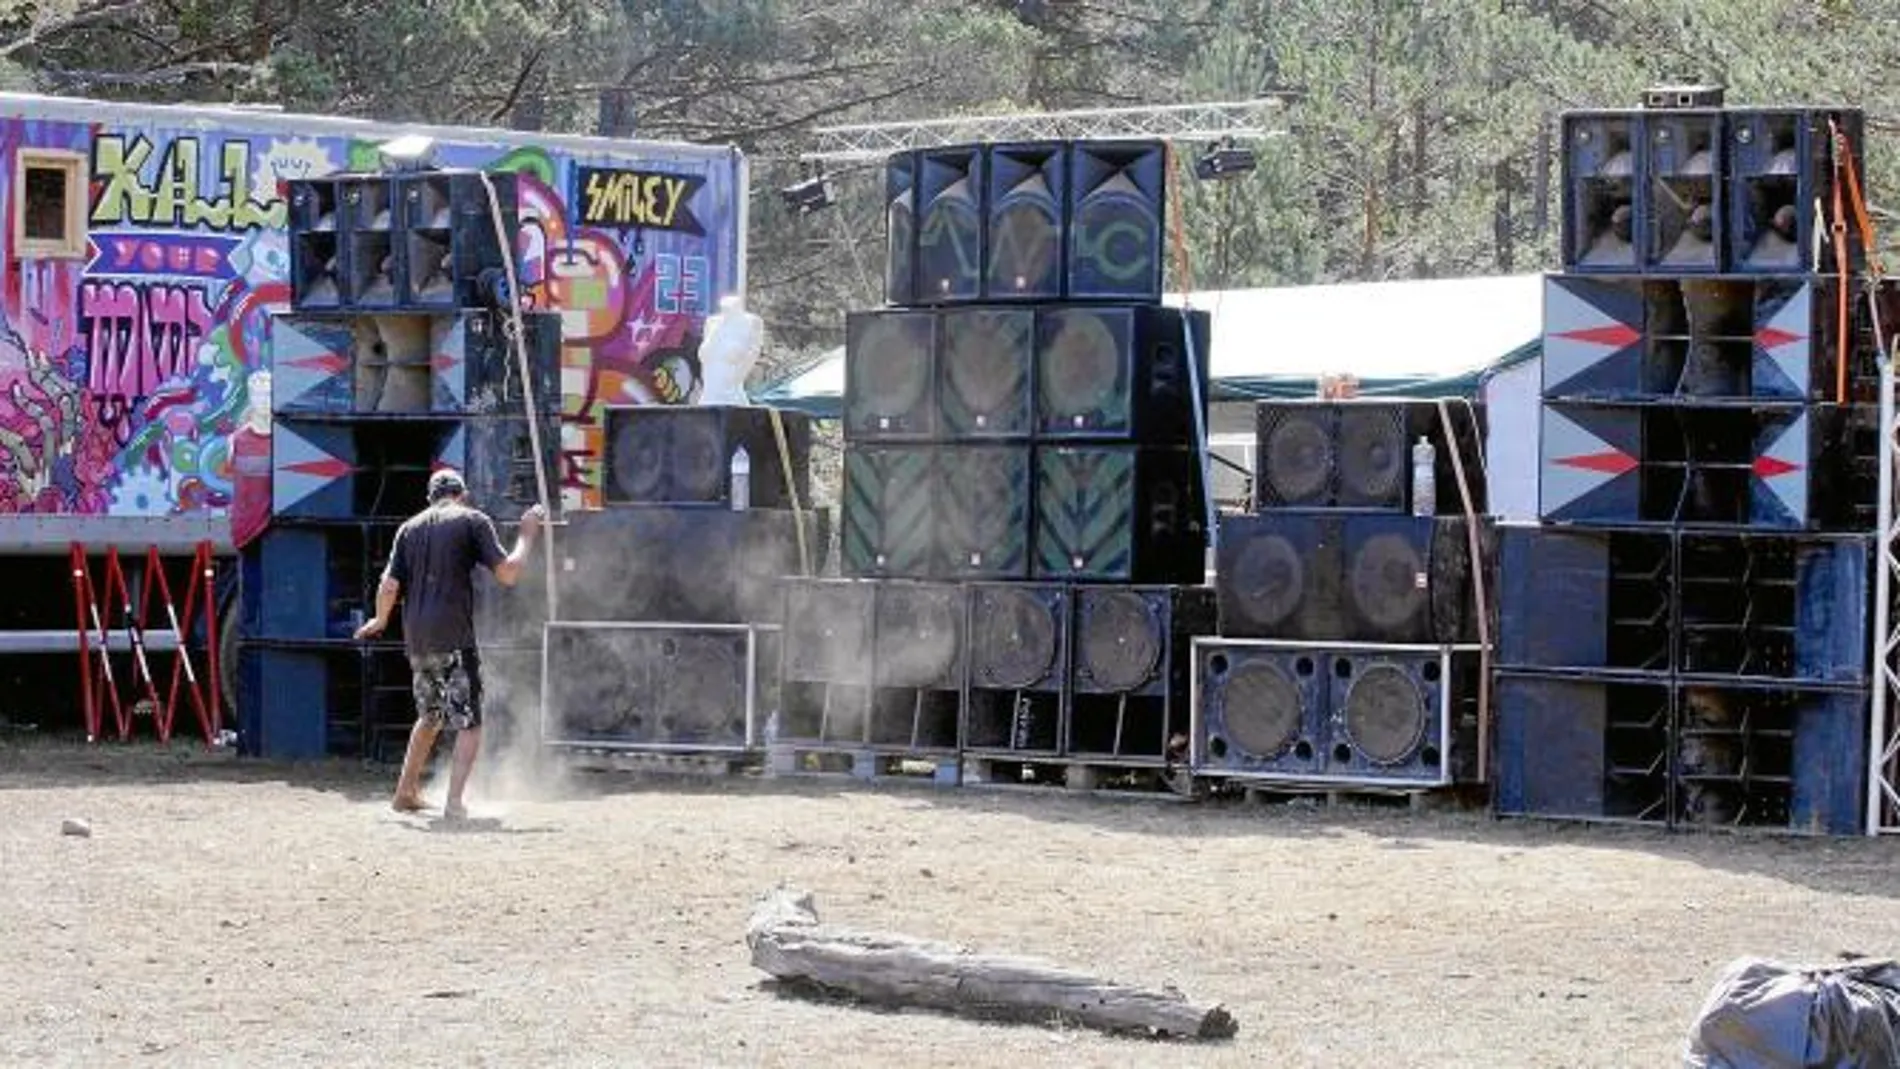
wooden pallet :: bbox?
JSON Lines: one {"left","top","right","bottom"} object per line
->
{"left": 553, "top": 746, "right": 761, "bottom": 780}
{"left": 1205, "top": 777, "right": 1480, "bottom": 813}
{"left": 765, "top": 746, "right": 960, "bottom": 785}
{"left": 961, "top": 756, "right": 1198, "bottom": 799}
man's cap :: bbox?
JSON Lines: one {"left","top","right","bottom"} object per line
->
{"left": 427, "top": 468, "right": 468, "bottom": 502}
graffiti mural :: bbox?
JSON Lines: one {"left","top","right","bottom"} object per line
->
{"left": 0, "top": 109, "right": 741, "bottom": 527}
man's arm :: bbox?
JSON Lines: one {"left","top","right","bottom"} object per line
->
{"left": 355, "top": 527, "right": 407, "bottom": 639}
{"left": 483, "top": 505, "right": 545, "bottom": 588}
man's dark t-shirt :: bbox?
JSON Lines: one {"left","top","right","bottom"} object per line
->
{"left": 384, "top": 502, "right": 507, "bottom": 656}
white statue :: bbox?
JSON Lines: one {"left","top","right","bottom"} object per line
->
{"left": 696, "top": 292, "right": 764, "bottom": 406}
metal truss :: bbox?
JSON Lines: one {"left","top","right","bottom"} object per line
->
{"left": 799, "top": 99, "right": 1287, "bottom": 162}
{"left": 1872, "top": 353, "right": 1900, "bottom": 834}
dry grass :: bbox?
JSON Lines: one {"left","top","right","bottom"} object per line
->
{"left": 2, "top": 736, "right": 1898, "bottom": 1068}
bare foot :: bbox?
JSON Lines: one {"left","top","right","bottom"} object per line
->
{"left": 392, "top": 794, "right": 428, "bottom": 814}
{"left": 442, "top": 803, "right": 468, "bottom": 822}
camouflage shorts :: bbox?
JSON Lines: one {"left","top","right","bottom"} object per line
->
{"left": 410, "top": 649, "right": 484, "bottom": 731}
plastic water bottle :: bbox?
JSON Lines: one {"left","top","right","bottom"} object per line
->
{"left": 1411, "top": 436, "right": 1436, "bottom": 517}
{"left": 730, "top": 445, "right": 750, "bottom": 511}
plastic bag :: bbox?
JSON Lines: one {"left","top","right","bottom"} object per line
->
{"left": 1684, "top": 956, "right": 1900, "bottom": 1068}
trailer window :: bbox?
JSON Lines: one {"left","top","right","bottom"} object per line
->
{"left": 14, "top": 150, "right": 86, "bottom": 260}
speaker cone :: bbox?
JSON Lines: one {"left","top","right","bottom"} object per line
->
{"left": 571, "top": 513, "right": 668, "bottom": 621}
{"left": 1349, "top": 532, "right": 1428, "bottom": 635}
{"left": 943, "top": 309, "right": 1030, "bottom": 421}
{"left": 973, "top": 587, "right": 1057, "bottom": 689}
{"left": 1337, "top": 407, "right": 1405, "bottom": 503}
{"left": 1078, "top": 590, "right": 1160, "bottom": 692}
{"left": 1221, "top": 658, "right": 1303, "bottom": 759}
{"left": 1342, "top": 663, "right": 1428, "bottom": 765}
{"left": 875, "top": 585, "right": 961, "bottom": 688}
{"left": 670, "top": 413, "right": 727, "bottom": 502}
{"left": 1261, "top": 411, "right": 1333, "bottom": 504}
{"left": 851, "top": 315, "right": 931, "bottom": 424}
{"left": 608, "top": 415, "right": 668, "bottom": 502}
{"left": 662, "top": 634, "right": 744, "bottom": 738}
{"left": 785, "top": 585, "right": 871, "bottom": 681}
{"left": 940, "top": 447, "right": 1027, "bottom": 569}
{"left": 1228, "top": 532, "right": 1304, "bottom": 631}
{"left": 1041, "top": 310, "right": 1120, "bottom": 422}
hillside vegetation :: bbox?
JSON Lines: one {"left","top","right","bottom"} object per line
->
{"left": 5, "top": 0, "right": 1899, "bottom": 373}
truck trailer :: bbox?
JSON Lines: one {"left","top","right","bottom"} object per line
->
{"left": 0, "top": 91, "right": 749, "bottom": 741}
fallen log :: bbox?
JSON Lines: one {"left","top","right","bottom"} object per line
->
{"left": 745, "top": 886, "right": 1237, "bottom": 1041}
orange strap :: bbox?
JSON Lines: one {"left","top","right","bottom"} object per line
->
{"left": 1163, "top": 144, "right": 1197, "bottom": 297}
{"left": 1833, "top": 119, "right": 1885, "bottom": 278}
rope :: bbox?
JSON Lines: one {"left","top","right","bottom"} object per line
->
{"left": 767, "top": 407, "right": 813, "bottom": 576}
{"left": 478, "top": 171, "right": 560, "bottom": 624}
{"left": 1832, "top": 126, "right": 1853, "bottom": 404}
{"left": 1435, "top": 399, "right": 1493, "bottom": 785}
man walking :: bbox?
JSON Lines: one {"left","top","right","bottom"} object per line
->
{"left": 355, "top": 468, "right": 545, "bottom": 819}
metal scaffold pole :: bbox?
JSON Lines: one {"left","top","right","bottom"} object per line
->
{"left": 797, "top": 99, "right": 1287, "bottom": 162}
{"left": 1871, "top": 348, "right": 1900, "bottom": 835}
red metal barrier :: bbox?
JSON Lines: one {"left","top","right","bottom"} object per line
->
{"left": 71, "top": 541, "right": 219, "bottom": 745}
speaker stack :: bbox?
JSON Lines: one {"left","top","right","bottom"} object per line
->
{"left": 775, "top": 138, "right": 1216, "bottom": 787}
{"left": 539, "top": 404, "right": 827, "bottom": 760}
{"left": 1193, "top": 398, "right": 1491, "bottom": 791}
{"left": 1497, "top": 88, "right": 1876, "bottom": 835}
{"left": 239, "top": 169, "right": 565, "bottom": 761}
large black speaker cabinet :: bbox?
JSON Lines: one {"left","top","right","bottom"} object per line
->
{"left": 1541, "top": 275, "right": 1890, "bottom": 405}
{"left": 1033, "top": 445, "right": 1206, "bottom": 584}
{"left": 558, "top": 505, "right": 825, "bottom": 625}
{"left": 1066, "top": 585, "right": 1214, "bottom": 764}
{"left": 1035, "top": 305, "right": 1208, "bottom": 444}
{"left": 936, "top": 444, "right": 1032, "bottom": 580}
{"left": 1214, "top": 513, "right": 1478, "bottom": 644}
{"left": 939, "top": 307, "right": 1035, "bottom": 438}
{"left": 867, "top": 580, "right": 965, "bottom": 753}
{"left": 1561, "top": 111, "right": 1642, "bottom": 273}
{"left": 1493, "top": 671, "right": 1673, "bottom": 825}
{"left": 288, "top": 172, "right": 519, "bottom": 312}
{"left": 916, "top": 145, "right": 986, "bottom": 304}
{"left": 1496, "top": 525, "right": 1674, "bottom": 674}
{"left": 1252, "top": 400, "right": 1487, "bottom": 514}
{"left": 985, "top": 142, "right": 1068, "bottom": 301}
{"left": 779, "top": 579, "right": 877, "bottom": 746}
{"left": 1192, "top": 641, "right": 1327, "bottom": 778}
{"left": 270, "top": 311, "right": 558, "bottom": 417}
{"left": 541, "top": 622, "right": 769, "bottom": 750}
{"left": 1067, "top": 141, "right": 1167, "bottom": 302}
{"left": 844, "top": 309, "right": 937, "bottom": 441}
{"left": 1726, "top": 108, "right": 1865, "bottom": 275}
{"left": 601, "top": 405, "right": 812, "bottom": 509}
{"left": 1538, "top": 401, "right": 1877, "bottom": 531}
{"left": 1193, "top": 640, "right": 1476, "bottom": 786}
{"left": 963, "top": 582, "right": 1070, "bottom": 756}
{"left": 1640, "top": 109, "right": 1724, "bottom": 273}
{"left": 840, "top": 446, "right": 938, "bottom": 578}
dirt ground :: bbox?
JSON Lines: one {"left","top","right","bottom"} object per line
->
{"left": 2, "top": 737, "right": 1898, "bottom": 1069}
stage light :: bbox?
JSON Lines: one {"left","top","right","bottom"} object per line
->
{"left": 1194, "top": 142, "right": 1257, "bottom": 182}
{"left": 779, "top": 174, "right": 837, "bottom": 214}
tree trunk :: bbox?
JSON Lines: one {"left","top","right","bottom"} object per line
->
{"left": 745, "top": 887, "right": 1239, "bottom": 1041}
